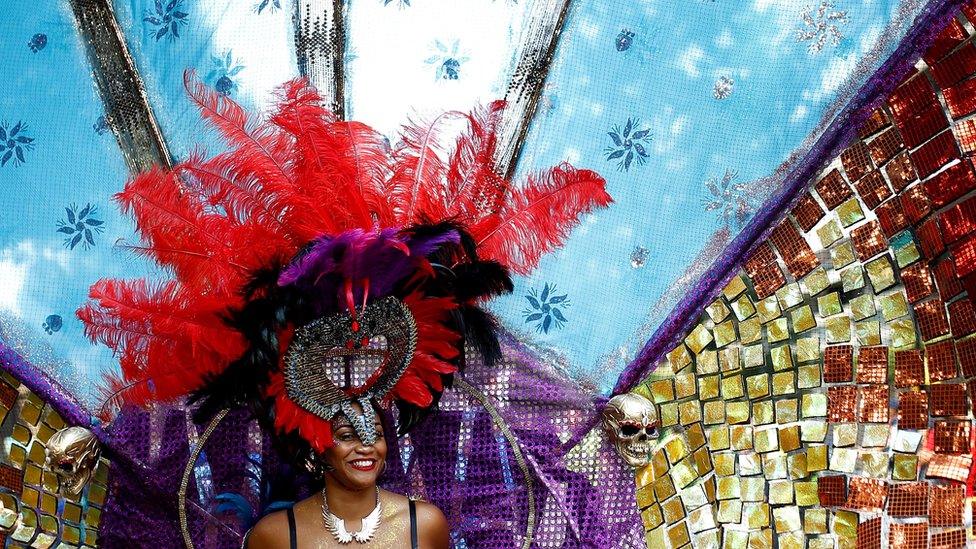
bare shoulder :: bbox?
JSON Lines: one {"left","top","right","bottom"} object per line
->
{"left": 414, "top": 500, "right": 449, "bottom": 548}
{"left": 245, "top": 509, "right": 290, "bottom": 549}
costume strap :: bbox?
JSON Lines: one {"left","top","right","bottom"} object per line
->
{"left": 409, "top": 499, "right": 418, "bottom": 549}
{"left": 287, "top": 507, "right": 297, "bottom": 549}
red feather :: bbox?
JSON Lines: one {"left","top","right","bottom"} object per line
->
{"left": 443, "top": 100, "right": 506, "bottom": 220}
{"left": 472, "top": 164, "right": 612, "bottom": 275}
{"left": 385, "top": 112, "right": 460, "bottom": 225}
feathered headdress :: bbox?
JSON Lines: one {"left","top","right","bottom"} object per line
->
{"left": 79, "top": 72, "right": 611, "bottom": 453}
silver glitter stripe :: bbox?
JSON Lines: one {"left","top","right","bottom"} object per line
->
{"left": 492, "top": 0, "right": 572, "bottom": 179}
{"left": 294, "top": 0, "right": 346, "bottom": 118}
{"left": 68, "top": 0, "right": 173, "bottom": 172}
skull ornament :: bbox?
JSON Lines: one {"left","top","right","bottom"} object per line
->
{"left": 602, "top": 393, "right": 660, "bottom": 468}
{"left": 45, "top": 427, "right": 101, "bottom": 495}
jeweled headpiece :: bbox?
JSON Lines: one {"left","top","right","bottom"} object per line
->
{"left": 79, "top": 72, "right": 611, "bottom": 453}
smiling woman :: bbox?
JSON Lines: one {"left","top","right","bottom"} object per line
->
{"left": 245, "top": 402, "right": 450, "bottom": 549}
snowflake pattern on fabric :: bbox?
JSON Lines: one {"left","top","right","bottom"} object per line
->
{"left": 713, "top": 75, "right": 734, "bottom": 99}
{"left": 796, "top": 1, "right": 850, "bottom": 53}
{"left": 0, "top": 121, "right": 35, "bottom": 167}
{"left": 28, "top": 33, "right": 47, "bottom": 53}
{"left": 207, "top": 50, "right": 245, "bottom": 96}
{"left": 522, "top": 283, "right": 570, "bottom": 334}
{"left": 425, "top": 39, "right": 470, "bottom": 80}
{"left": 703, "top": 169, "right": 751, "bottom": 229}
{"left": 253, "top": 0, "right": 281, "bottom": 14}
{"left": 604, "top": 118, "right": 651, "bottom": 171}
{"left": 144, "top": 0, "right": 189, "bottom": 41}
{"left": 56, "top": 203, "right": 105, "bottom": 251}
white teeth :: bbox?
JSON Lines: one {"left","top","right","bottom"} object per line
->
{"left": 351, "top": 460, "right": 375, "bottom": 467}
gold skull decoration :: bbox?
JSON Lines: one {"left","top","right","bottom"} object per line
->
{"left": 601, "top": 393, "right": 660, "bottom": 468}
{"left": 45, "top": 426, "right": 101, "bottom": 495}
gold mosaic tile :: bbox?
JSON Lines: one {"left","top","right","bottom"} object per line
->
{"left": 849, "top": 294, "right": 876, "bottom": 321}
{"left": 732, "top": 294, "right": 756, "bottom": 321}
{"left": 720, "top": 347, "right": 740, "bottom": 372}
{"left": 837, "top": 198, "right": 865, "bottom": 226}
{"left": 717, "top": 499, "right": 742, "bottom": 523}
{"left": 890, "top": 317, "right": 917, "bottom": 349}
{"left": 641, "top": 503, "right": 663, "bottom": 530}
{"left": 762, "top": 452, "right": 787, "bottom": 479}
{"left": 892, "top": 454, "right": 918, "bottom": 480}
{"left": 747, "top": 373, "right": 770, "bottom": 400}
{"left": 807, "top": 446, "right": 827, "bottom": 471}
{"left": 855, "top": 320, "right": 881, "bottom": 345}
{"left": 803, "top": 508, "right": 828, "bottom": 533}
{"left": 895, "top": 239, "right": 921, "bottom": 267}
{"left": 743, "top": 345, "right": 765, "bottom": 368}
{"left": 752, "top": 400, "right": 774, "bottom": 425}
{"left": 757, "top": 296, "right": 781, "bottom": 323}
{"left": 825, "top": 315, "right": 851, "bottom": 343}
{"left": 832, "top": 423, "right": 858, "bottom": 447}
{"left": 674, "top": 372, "right": 697, "bottom": 399}
{"left": 667, "top": 522, "right": 690, "bottom": 548}
{"left": 685, "top": 324, "right": 713, "bottom": 355}
{"left": 775, "top": 399, "right": 798, "bottom": 423}
{"left": 699, "top": 375, "right": 720, "bottom": 400}
{"left": 772, "top": 371, "right": 795, "bottom": 396}
{"left": 817, "top": 218, "right": 843, "bottom": 247}
{"left": 797, "top": 364, "right": 822, "bottom": 389}
{"left": 650, "top": 379, "right": 675, "bottom": 403}
{"left": 840, "top": 265, "right": 865, "bottom": 292}
{"left": 860, "top": 451, "right": 888, "bottom": 478}
{"left": 730, "top": 425, "right": 753, "bottom": 451}
{"left": 779, "top": 426, "right": 801, "bottom": 452}
{"left": 744, "top": 503, "right": 770, "bottom": 529}
{"left": 879, "top": 291, "right": 909, "bottom": 321}
{"left": 727, "top": 401, "right": 750, "bottom": 424}
{"left": 707, "top": 299, "right": 731, "bottom": 323}
{"left": 660, "top": 402, "right": 679, "bottom": 427}
{"left": 800, "top": 267, "right": 830, "bottom": 296}
{"left": 679, "top": 401, "right": 700, "bottom": 426}
{"left": 740, "top": 452, "right": 762, "bottom": 476}
{"left": 713, "top": 452, "right": 734, "bottom": 476}
{"left": 830, "top": 241, "right": 856, "bottom": 268}
{"left": 817, "top": 292, "right": 842, "bottom": 316}
{"left": 800, "top": 393, "right": 827, "bottom": 418}
{"left": 791, "top": 305, "right": 817, "bottom": 333}
{"left": 662, "top": 496, "right": 685, "bottom": 524}
{"left": 829, "top": 447, "right": 858, "bottom": 473}
{"left": 668, "top": 344, "right": 693, "bottom": 371}
{"left": 788, "top": 453, "right": 807, "bottom": 479}
{"left": 754, "top": 428, "right": 779, "bottom": 453}
{"left": 722, "top": 375, "right": 744, "bottom": 400}
{"left": 714, "top": 319, "right": 737, "bottom": 348}
{"left": 773, "top": 506, "right": 802, "bottom": 532}
{"left": 779, "top": 532, "right": 804, "bottom": 549}
{"left": 865, "top": 255, "right": 896, "bottom": 291}
{"left": 703, "top": 401, "right": 726, "bottom": 425}
{"left": 697, "top": 349, "right": 718, "bottom": 373}
{"left": 795, "top": 481, "right": 819, "bottom": 507}
{"left": 739, "top": 317, "right": 762, "bottom": 345}
{"left": 723, "top": 276, "right": 747, "bottom": 300}
{"left": 796, "top": 336, "right": 820, "bottom": 362}
{"left": 769, "top": 480, "right": 794, "bottom": 505}
{"left": 740, "top": 477, "right": 766, "bottom": 502}
{"left": 861, "top": 424, "right": 889, "bottom": 448}
{"left": 833, "top": 510, "right": 858, "bottom": 539}
{"left": 770, "top": 345, "right": 793, "bottom": 372}
{"left": 776, "top": 283, "right": 804, "bottom": 310}
{"left": 767, "top": 318, "right": 790, "bottom": 343}
{"left": 671, "top": 458, "right": 698, "bottom": 490}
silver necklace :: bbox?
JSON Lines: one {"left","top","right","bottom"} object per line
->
{"left": 321, "top": 487, "right": 382, "bottom": 544}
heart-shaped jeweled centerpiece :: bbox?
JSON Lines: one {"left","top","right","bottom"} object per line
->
{"left": 284, "top": 296, "right": 418, "bottom": 421}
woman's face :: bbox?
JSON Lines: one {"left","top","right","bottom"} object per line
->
{"left": 323, "top": 408, "right": 387, "bottom": 491}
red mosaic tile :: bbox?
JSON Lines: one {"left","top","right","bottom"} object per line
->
{"left": 958, "top": 338, "right": 976, "bottom": 378}
{"left": 854, "top": 170, "right": 891, "bottom": 209}
{"left": 931, "top": 383, "right": 968, "bottom": 416}
{"left": 901, "top": 262, "right": 935, "bottom": 303}
{"left": 948, "top": 298, "right": 976, "bottom": 337}
{"left": 856, "top": 516, "right": 882, "bottom": 549}
{"left": 966, "top": 0, "right": 976, "bottom": 24}
{"left": 889, "top": 74, "right": 939, "bottom": 121}
{"left": 888, "top": 521, "right": 928, "bottom": 549}
{"left": 744, "top": 242, "right": 785, "bottom": 300}
{"left": 876, "top": 198, "right": 910, "bottom": 237}
{"left": 931, "top": 42, "right": 976, "bottom": 88}
{"left": 933, "top": 420, "right": 971, "bottom": 454}
{"left": 927, "top": 453, "right": 972, "bottom": 482}
{"left": 927, "top": 339, "right": 959, "bottom": 381}
{"left": 846, "top": 476, "right": 887, "bottom": 511}
{"left": 900, "top": 184, "right": 932, "bottom": 223}
{"left": 925, "top": 16, "right": 968, "bottom": 64}
{"left": 842, "top": 141, "right": 874, "bottom": 182}
{"left": 888, "top": 482, "right": 929, "bottom": 517}
{"left": 0, "top": 465, "right": 21, "bottom": 493}
{"left": 930, "top": 483, "right": 965, "bottom": 527}
{"left": 886, "top": 151, "right": 918, "bottom": 191}
{"left": 940, "top": 197, "right": 976, "bottom": 246}
{"left": 868, "top": 126, "right": 903, "bottom": 165}
{"left": 825, "top": 345, "right": 854, "bottom": 383}
{"left": 817, "top": 475, "right": 847, "bottom": 507}
{"left": 934, "top": 257, "right": 963, "bottom": 299}
{"left": 950, "top": 234, "right": 976, "bottom": 278}
{"left": 858, "top": 385, "right": 890, "bottom": 423}
{"left": 899, "top": 389, "right": 929, "bottom": 429}
{"left": 815, "top": 169, "right": 853, "bottom": 209}
{"left": 895, "top": 349, "right": 925, "bottom": 387}
{"left": 851, "top": 220, "right": 888, "bottom": 261}
{"left": 917, "top": 218, "right": 946, "bottom": 260}
{"left": 859, "top": 108, "right": 890, "bottom": 140}
{"left": 791, "top": 192, "right": 824, "bottom": 232}
{"left": 931, "top": 529, "right": 967, "bottom": 549}
{"left": 944, "top": 77, "right": 976, "bottom": 119}
{"left": 769, "top": 220, "right": 818, "bottom": 278}
{"left": 923, "top": 160, "right": 976, "bottom": 207}
{"left": 857, "top": 346, "right": 889, "bottom": 384}
{"left": 969, "top": 379, "right": 976, "bottom": 409}
{"left": 896, "top": 102, "right": 951, "bottom": 149}
{"left": 0, "top": 382, "right": 17, "bottom": 410}
{"left": 911, "top": 131, "right": 961, "bottom": 179}
{"left": 953, "top": 117, "right": 976, "bottom": 155}
{"left": 828, "top": 385, "right": 858, "bottom": 422}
